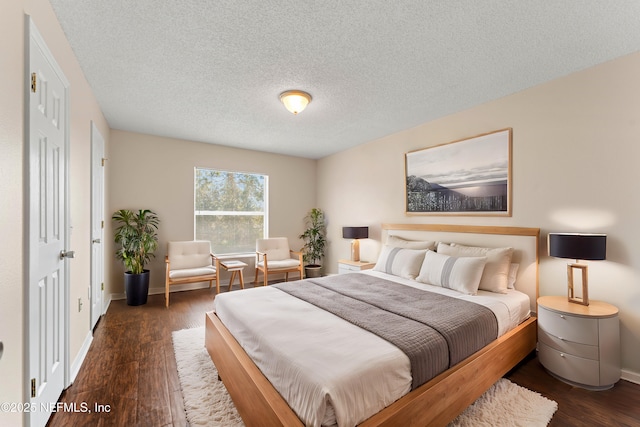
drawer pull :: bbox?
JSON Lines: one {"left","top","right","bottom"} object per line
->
{"left": 559, "top": 315, "right": 565, "bottom": 319}
{"left": 560, "top": 353, "right": 565, "bottom": 357}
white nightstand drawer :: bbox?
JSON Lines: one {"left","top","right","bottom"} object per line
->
{"left": 538, "top": 305, "right": 598, "bottom": 345}
{"left": 538, "top": 341, "right": 600, "bottom": 387}
{"left": 339, "top": 264, "right": 360, "bottom": 272}
{"left": 538, "top": 328, "right": 599, "bottom": 360}
{"left": 338, "top": 260, "right": 375, "bottom": 274}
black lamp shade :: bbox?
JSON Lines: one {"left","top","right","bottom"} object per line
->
{"left": 548, "top": 233, "right": 606, "bottom": 261}
{"left": 342, "top": 226, "right": 368, "bottom": 240}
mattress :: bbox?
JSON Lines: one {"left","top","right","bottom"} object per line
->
{"left": 213, "top": 270, "right": 530, "bottom": 427}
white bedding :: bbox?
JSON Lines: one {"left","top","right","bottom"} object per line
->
{"left": 213, "top": 270, "right": 530, "bottom": 427}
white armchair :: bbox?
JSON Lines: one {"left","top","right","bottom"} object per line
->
{"left": 165, "top": 240, "right": 219, "bottom": 307}
{"left": 253, "top": 237, "right": 304, "bottom": 286}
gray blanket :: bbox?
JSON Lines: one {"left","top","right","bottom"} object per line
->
{"left": 274, "top": 273, "right": 498, "bottom": 389}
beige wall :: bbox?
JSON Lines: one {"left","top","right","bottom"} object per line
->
{"left": 318, "top": 52, "right": 640, "bottom": 379}
{"left": 0, "top": 2, "right": 27, "bottom": 423}
{"left": 0, "top": 1, "right": 109, "bottom": 425}
{"left": 2, "top": 3, "right": 639, "bottom": 423}
{"left": 106, "top": 130, "right": 317, "bottom": 295}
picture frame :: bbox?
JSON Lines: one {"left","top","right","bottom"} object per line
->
{"left": 405, "top": 128, "right": 512, "bottom": 216}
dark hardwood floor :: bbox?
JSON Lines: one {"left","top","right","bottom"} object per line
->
{"left": 48, "top": 285, "right": 640, "bottom": 427}
{"left": 505, "top": 355, "right": 640, "bottom": 427}
{"left": 47, "top": 287, "right": 216, "bottom": 427}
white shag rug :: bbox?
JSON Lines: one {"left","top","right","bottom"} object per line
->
{"left": 172, "top": 327, "right": 557, "bottom": 427}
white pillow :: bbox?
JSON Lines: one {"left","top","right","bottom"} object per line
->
{"left": 416, "top": 250, "right": 487, "bottom": 295}
{"left": 373, "top": 246, "right": 427, "bottom": 279}
{"left": 508, "top": 263, "right": 519, "bottom": 289}
{"left": 437, "top": 243, "right": 513, "bottom": 294}
{"left": 386, "top": 235, "right": 437, "bottom": 251}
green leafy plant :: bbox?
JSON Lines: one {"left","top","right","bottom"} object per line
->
{"left": 298, "top": 208, "right": 326, "bottom": 266}
{"left": 112, "top": 209, "right": 160, "bottom": 274}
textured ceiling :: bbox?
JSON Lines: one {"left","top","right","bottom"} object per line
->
{"left": 49, "top": 1, "right": 640, "bottom": 159}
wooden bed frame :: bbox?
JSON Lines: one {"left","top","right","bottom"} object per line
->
{"left": 205, "top": 224, "right": 540, "bottom": 427}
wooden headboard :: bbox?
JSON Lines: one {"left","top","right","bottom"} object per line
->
{"left": 381, "top": 224, "right": 540, "bottom": 313}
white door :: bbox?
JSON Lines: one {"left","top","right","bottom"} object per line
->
{"left": 27, "top": 18, "right": 70, "bottom": 427}
{"left": 90, "top": 122, "right": 105, "bottom": 330}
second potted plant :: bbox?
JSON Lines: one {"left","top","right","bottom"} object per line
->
{"left": 112, "top": 209, "right": 160, "bottom": 306}
{"left": 299, "top": 208, "right": 326, "bottom": 278}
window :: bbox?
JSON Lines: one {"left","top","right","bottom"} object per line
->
{"left": 194, "top": 168, "right": 268, "bottom": 254}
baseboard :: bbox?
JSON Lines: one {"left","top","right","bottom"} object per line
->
{"left": 110, "top": 282, "right": 213, "bottom": 301}
{"left": 102, "top": 295, "right": 111, "bottom": 313}
{"left": 69, "top": 331, "right": 93, "bottom": 384}
{"left": 622, "top": 369, "right": 640, "bottom": 385}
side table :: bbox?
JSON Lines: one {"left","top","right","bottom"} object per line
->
{"left": 219, "top": 260, "right": 247, "bottom": 291}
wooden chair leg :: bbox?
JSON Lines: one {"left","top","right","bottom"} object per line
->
{"left": 239, "top": 270, "right": 244, "bottom": 289}
{"left": 285, "top": 272, "right": 289, "bottom": 282}
{"left": 263, "top": 270, "right": 268, "bottom": 287}
{"left": 165, "top": 281, "right": 170, "bottom": 307}
{"left": 253, "top": 268, "right": 259, "bottom": 284}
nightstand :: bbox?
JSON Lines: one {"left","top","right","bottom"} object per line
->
{"left": 338, "top": 259, "right": 375, "bottom": 274}
{"left": 537, "top": 295, "right": 620, "bottom": 390}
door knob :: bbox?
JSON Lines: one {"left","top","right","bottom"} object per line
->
{"left": 92, "top": 238, "right": 101, "bottom": 244}
{"left": 60, "top": 250, "right": 75, "bottom": 260}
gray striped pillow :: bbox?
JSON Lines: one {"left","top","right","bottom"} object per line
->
{"left": 416, "top": 250, "right": 487, "bottom": 295}
{"left": 373, "top": 246, "right": 427, "bottom": 279}
{"left": 437, "top": 243, "right": 513, "bottom": 294}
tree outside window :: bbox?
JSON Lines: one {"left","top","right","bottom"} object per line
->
{"left": 194, "top": 168, "right": 267, "bottom": 254}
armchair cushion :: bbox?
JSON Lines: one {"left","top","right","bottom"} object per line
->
{"left": 257, "top": 259, "right": 301, "bottom": 270}
{"left": 256, "top": 237, "right": 291, "bottom": 261}
{"left": 169, "top": 266, "right": 216, "bottom": 279}
{"left": 168, "top": 240, "right": 213, "bottom": 270}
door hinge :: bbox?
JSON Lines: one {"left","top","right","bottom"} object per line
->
{"left": 101, "top": 282, "right": 104, "bottom": 291}
{"left": 31, "top": 378, "right": 36, "bottom": 398}
{"left": 101, "top": 158, "right": 107, "bottom": 166}
{"left": 101, "top": 220, "right": 104, "bottom": 229}
{"left": 31, "top": 73, "right": 37, "bottom": 93}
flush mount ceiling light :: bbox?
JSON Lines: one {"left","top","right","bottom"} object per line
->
{"left": 279, "top": 90, "right": 312, "bottom": 115}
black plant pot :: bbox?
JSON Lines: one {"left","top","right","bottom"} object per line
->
{"left": 124, "top": 270, "right": 150, "bottom": 306}
{"left": 304, "top": 265, "right": 322, "bottom": 279}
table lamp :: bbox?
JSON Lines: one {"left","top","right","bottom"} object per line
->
{"left": 548, "top": 233, "right": 606, "bottom": 306}
{"left": 342, "top": 226, "right": 368, "bottom": 262}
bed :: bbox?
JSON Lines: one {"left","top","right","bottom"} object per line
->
{"left": 205, "top": 224, "right": 539, "bottom": 426}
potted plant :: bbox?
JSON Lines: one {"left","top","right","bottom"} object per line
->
{"left": 112, "top": 209, "right": 160, "bottom": 306}
{"left": 298, "top": 208, "right": 326, "bottom": 278}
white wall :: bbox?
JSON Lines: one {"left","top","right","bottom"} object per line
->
{"left": 0, "top": 1, "right": 109, "bottom": 425}
{"left": 106, "top": 130, "right": 317, "bottom": 296}
{"left": 318, "top": 51, "right": 640, "bottom": 380}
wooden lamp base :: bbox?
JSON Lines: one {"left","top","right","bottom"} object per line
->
{"left": 351, "top": 239, "right": 360, "bottom": 262}
{"left": 567, "top": 263, "right": 589, "bottom": 306}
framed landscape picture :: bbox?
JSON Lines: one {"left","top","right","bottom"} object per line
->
{"left": 405, "top": 128, "right": 512, "bottom": 216}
